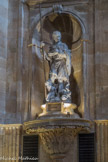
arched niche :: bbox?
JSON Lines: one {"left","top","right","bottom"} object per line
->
{"left": 31, "top": 12, "right": 84, "bottom": 118}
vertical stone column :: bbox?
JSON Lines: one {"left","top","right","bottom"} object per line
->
{"left": 17, "top": 0, "right": 30, "bottom": 122}
{"left": 5, "top": 0, "right": 29, "bottom": 123}
{"left": 5, "top": 0, "right": 19, "bottom": 123}
{"left": 95, "top": 120, "right": 108, "bottom": 162}
{"left": 0, "top": 0, "right": 9, "bottom": 123}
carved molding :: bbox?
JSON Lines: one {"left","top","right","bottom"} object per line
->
{"left": 24, "top": 118, "right": 92, "bottom": 131}
{"left": 22, "top": 0, "right": 49, "bottom": 6}
{"left": 95, "top": 120, "right": 108, "bottom": 124}
{"left": 22, "top": 0, "right": 89, "bottom": 6}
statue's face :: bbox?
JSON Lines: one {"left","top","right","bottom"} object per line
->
{"left": 52, "top": 31, "right": 61, "bottom": 43}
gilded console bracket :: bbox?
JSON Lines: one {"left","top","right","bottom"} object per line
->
{"left": 23, "top": 118, "right": 92, "bottom": 160}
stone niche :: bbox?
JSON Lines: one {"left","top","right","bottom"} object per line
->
{"left": 29, "top": 4, "right": 85, "bottom": 120}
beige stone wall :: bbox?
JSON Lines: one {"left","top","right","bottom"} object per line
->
{"left": 95, "top": 120, "right": 108, "bottom": 162}
{"left": 0, "top": 0, "right": 108, "bottom": 122}
{"left": 5, "top": 0, "right": 20, "bottom": 124}
{"left": 2, "top": 0, "right": 108, "bottom": 123}
{"left": 0, "top": 0, "right": 30, "bottom": 124}
{"left": 0, "top": 0, "right": 108, "bottom": 162}
{"left": 95, "top": 0, "right": 108, "bottom": 119}
{"left": 0, "top": 124, "right": 22, "bottom": 162}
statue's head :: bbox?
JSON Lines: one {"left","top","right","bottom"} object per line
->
{"left": 52, "top": 31, "right": 61, "bottom": 43}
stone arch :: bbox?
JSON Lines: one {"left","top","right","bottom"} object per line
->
{"left": 30, "top": 8, "right": 86, "bottom": 38}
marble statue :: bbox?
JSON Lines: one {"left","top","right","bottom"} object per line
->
{"left": 42, "top": 31, "right": 72, "bottom": 103}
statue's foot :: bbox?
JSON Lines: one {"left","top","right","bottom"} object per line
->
{"left": 61, "top": 95, "right": 68, "bottom": 101}
{"left": 61, "top": 95, "right": 71, "bottom": 103}
{"left": 55, "top": 96, "right": 61, "bottom": 102}
{"left": 48, "top": 96, "right": 61, "bottom": 103}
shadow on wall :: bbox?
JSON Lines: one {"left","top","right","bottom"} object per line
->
{"left": 70, "top": 66, "right": 82, "bottom": 117}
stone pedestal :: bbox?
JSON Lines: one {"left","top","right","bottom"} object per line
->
{"left": 23, "top": 103, "right": 92, "bottom": 161}
{"left": 39, "top": 102, "right": 79, "bottom": 118}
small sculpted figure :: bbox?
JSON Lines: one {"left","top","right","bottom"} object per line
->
{"left": 45, "top": 73, "right": 59, "bottom": 102}
{"left": 43, "top": 31, "right": 72, "bottom": 103}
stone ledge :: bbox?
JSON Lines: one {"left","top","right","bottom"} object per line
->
{"left": 0, "top": 124, "right": 22, "bottom": 127}
{"left": 95, "top": 120, "right": 108, "bottom": 124}
{"left": 23, "top": 118, "right": 92, "bottom": 135}
{"left": 22, "top": 0, "right": 89, "bottom": 6}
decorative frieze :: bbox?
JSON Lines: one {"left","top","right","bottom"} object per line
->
{"left": 0, "top": 124, "right": 22, "bottom": 162}
{"left": 95, "top": 120, "right": 108, "bottom": 162}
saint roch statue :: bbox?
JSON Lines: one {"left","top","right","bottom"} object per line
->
{"left": 41, "top": 31, "right": 72, "bottom": 103}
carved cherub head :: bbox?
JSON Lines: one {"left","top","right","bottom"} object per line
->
{"left": 52, "top": 31, "right": 61, "bottom": 43}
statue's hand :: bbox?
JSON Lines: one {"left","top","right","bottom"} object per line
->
{"left": 67, "top": 65, "right": 71, "bottom": 76}
{"left": 58, "top": 53, "right": 66, "bottom": 59}
{"left": 48, "top": 52, "right": 58, "bottom": 57}
{"left": 43, "top": 51, "right": 51, "bottom": 61}
{"left": 40, "top": 41, "right": 45, "bottom": 48}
